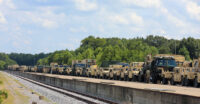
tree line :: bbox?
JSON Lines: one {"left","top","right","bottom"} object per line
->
{"left": 1, "top": 35, "right": 200, "bottom": 68}
{"left": 37, "top": 35, "right": 200, "bottom": 66}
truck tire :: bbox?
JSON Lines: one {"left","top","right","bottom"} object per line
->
{"left": 185, "top": 78, "right": 190, "bottom": 86}
{"left": 181, "top": 77, "right": 185, "bottom": 86}
{"left": 138, "top": 75, "right": 143, "bottom": 82}
{"left": 162, "top": 78, "right": 168, "bottom": 84}
{"left": 170, "top": 78, "right": 175, "bottom": 85}
{"left": 194, "top": 77, "right": 199, "bottom": 88}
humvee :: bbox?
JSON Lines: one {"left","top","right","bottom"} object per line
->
{"left": 109, "top": 65, "right": 122, "bottom": 80}
{"left": 128, "top": 62, "right": 144, "bottom": 81}
{"left": 72, "top": 59, "right": 96, "bottom": 76}
{"left": 99, "top": 67, "right": 109, "bottom": 79}
{"left": 86, "top": 65, "right": 98, "bottom": 77}
{"left": 19, "top": 65, "right": 28, "bottom": 72}
{"left": 193, "top": 58, "right": 200, "bottom": 87}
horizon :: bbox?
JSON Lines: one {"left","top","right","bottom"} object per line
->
{"left": 1, "top": 0, "right": 200, "bottom": 54}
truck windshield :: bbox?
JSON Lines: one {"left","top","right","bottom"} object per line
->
{"left": 156, "top": 59, "right": 176, "bottom": 67}
{"left": 75, "top": 64, "right": 85, "bottom": 68}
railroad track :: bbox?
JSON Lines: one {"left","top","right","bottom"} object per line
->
{"left": 10, "top": 73, "right": 117, "bottom": 104}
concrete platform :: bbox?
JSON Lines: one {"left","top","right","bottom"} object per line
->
{"left": 10, "top": 71, "right": 200, "bottom": 104}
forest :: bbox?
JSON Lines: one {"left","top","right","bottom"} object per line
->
{"left": 0, "top": 35, "right": 200, "bottom": 69}
{"left": 37, "top": 35, "right": 200, "bottom": 66}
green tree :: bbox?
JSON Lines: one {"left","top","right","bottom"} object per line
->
{"left": 179, "top": 46, "right": 191, "bottom": 60}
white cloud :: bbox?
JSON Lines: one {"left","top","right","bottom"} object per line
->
{"left": 24, "top": 9, "right": 67, "bottom": 29}
{"left": 130, "top": 13, "right": 143, "bottom": 26}
{"left": 42, "top": 19, "right": 57, "bottom": 28}
{"left": 121, "top": 0, "right": 161, "bottom": 8}
{"left": 74, "top": 0, "right": 98, "bottom": 11}
{"left": 109, "top": 12, "right": 143, "bottom": 26}
{"left": 111, "top": 15, "right": 128, "bottom": 25}
{"left": 0, "top": 12, "right": 7, "bottom": 24}
{"left": 185, "top": 0, "right": 200, "bottom": 21}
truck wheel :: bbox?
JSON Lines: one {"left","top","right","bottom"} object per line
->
{"left": 185, "top": 78, "right": 190, "bottom": 86}
{"left": 162, "top": 78, "right": 167, "bottom": 84}
{"left": 138, "top": 75, "right": 143, "bottom": 82}
{"left": 144, "top": 76, "right": 149, "bottom": 83}
{"left": 170, "top": 78, "right": 175, "bottom": 85}
{"left": 181, "top": 77, "right": 185, "bottom": 86}
{"left": 194, "top": 77, "right": 199, "bottom": 88}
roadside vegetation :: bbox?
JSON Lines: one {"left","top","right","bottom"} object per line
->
{"left": 0, "top": 79, "right": 8, "bottom": 104}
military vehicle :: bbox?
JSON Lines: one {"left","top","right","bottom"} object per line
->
{"left": 37, "top": 65, "right": 44, "bottom": 73}
{"left": 139, "top": 54, "right": 178, "bottom": 84}
{"left": 170, "top": 55, "right": 186, "bottom": 85}
{"left": 31, "top": 66, "right": 37, "bottom": 72}
{"left": 65, "top": 66, "right": 72, "bottom": 75}
{"left": 109, "top": 64, "right": 122, "bottom": 80}
{"left": 128, "top": 62, "right": 144, "bottom": 81}
{"left": 42, "top": 66, "right": 51, "bottom": 73}
{"left": 99, "top": 67, "right": 110, "bottom": 79}
{"left": 86, "top": 65, "right": 98, "bottom": 77}
{"left": 119, "top": 63, "right": 129, "bottom": 80}
{"left": 7, "top": 64, "right": 19, "bottom": 71}
{"left": 19, "top": 65, "right": 28, "bottom": 72}
{"left": 193, "top": 58, "right": 200, "bottom": 87}
{"left": 62, "top": 65, "right": 71, "bottom": 75}
{"left": 72, "top": 59, "right": 96, "bottom": 76}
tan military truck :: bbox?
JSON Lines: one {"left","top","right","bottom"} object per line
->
{"left": 65, "top": 67, "right": 72, "bottom": 75}
{"left": 192, "top": 58, "right": 200, "bottom": 87}
{"left": 19, "top": 65, "right": 28, "bottom": 72}
{"left": 31, "top": 66, "right": 37, "bottom": 72}
{"left": 42, "top": 66, "right": 51, "bottom": 73}
{"left": 128, "top": 62, "right": 144, "bottom": 81}
{"left": 72, "top": 59, "right": 96, "bottom": 76}
{"left": 170, "top": 67, "right": 186, "bottom": 85}
{"left": 170, "top": 60, "right": 193, "bottom": 86}
{"left": 108, "top": 65, "right": 122, "bottom": 80}
{"left": 140, "top": 54, "right": 178, "bottom": 84}
{"left": 50, "top": 62, "right": 59, "bottom": 74}
{"left": 99, "top": 67, "right": 110, "bottom": 79}
{"left": 11, "top": 64, "right": 19, "bottom": 71}
{"left": 119, "top": 63, "right": 129, "bottom": 81}
{"left": 86, "top": 65, "right": 98, "bottom": 77}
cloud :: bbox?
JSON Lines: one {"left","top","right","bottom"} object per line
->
{"left": 130, "top": 13, "right": 143, "bottom": 26}
{"left": 121, "top": 0, "right": 161, "bottom": 8}
{"left": 74, "top": 0, "right": 98, "bottom": 11}
{"left": 185, "top": 0, "right": 200, "bottom": 21}
{"left": 24, "top": 8, "right": 67, "bottom": 29}
{"left": 111, "top": 15, "right": 128, "bottom": 25}
{"left": 0, "top": 12, "right": 7, "bottom": 24}
{"left": 109, "top": 12, "right": 143, "bottom": 26}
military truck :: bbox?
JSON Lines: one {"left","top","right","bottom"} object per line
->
{"left": 19, "top": 65, "right": 28, "bottom": 72}
{"left": 139, "top": 54, "right": 178, "bottom": 84}
{"left": 128, "top": 62, "right": 144, "bottom": 81}
{"left": 193, "top": 58, "right": 200, "bottom": 87}
{"left": 119, "top": 63, "right": 129, "bottom": 80}
{"left": 50, "top": 63, "right": 59, "bottom": 74}
{"left": 62, "top": 65, "right": 71, "bottom": 75}
{"left": 8, "top": 64, "right": 19, "bottom": 71}
{"left": 42, "top": 66, "right": 51, "bottom": 73}
{"left": 108, "top": 64, "right": 122, "bottom": 80}
{"left": 171, "top": 60, "right": 196, "bottom": 86}
{"left": 86, "top": 65, "right": 98, "bottom": 77}
{"left": 99, "top": 67, "right": 110, "bottom": 79}
{"left": 72, "top": 59, "right": 96, "bottom": 76}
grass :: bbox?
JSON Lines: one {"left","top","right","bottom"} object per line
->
{"left": 0, "top": 72, "right": 29, "bottom": 104}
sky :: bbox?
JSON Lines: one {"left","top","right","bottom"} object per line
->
{"left": 0, "top": 0, "right": 200, "bottom": 54}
